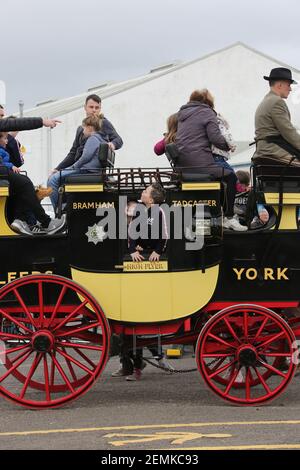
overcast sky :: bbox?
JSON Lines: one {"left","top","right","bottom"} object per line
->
{"left": 2, "top": 0, "right": 300, "bottom": 113}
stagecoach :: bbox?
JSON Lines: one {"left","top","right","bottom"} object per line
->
{"left": 0, "top": 143, "right": 299, "bottom": 408}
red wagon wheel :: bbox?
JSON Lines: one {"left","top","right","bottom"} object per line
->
{"left": 0, "top": 274, "right": 110, "bottom": 408}
{"left": 196, "top": 304, "right": 297, "bottom": 406}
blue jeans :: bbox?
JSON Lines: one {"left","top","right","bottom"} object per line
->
{"left": 212, "top": 154, "right": 233, "bottom": 172}
{"left": 47, "top": 169, "right": 83, "bottom": 210}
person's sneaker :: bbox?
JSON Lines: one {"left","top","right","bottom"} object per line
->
{"left": 111, "top": 368, "right": 133, "bottom": 377}
{"left": 43, "top": 214, "right": 66, "bottom": 235}
{"left": 250, "top": 216, "right": 265, "bottom": 230}
{"left": 126, "top": 368, "right": 142, "bottom": 381}
{"left": 30, "top": 223, "right": 48, "bottom": 235}
{"left": 11, "top": 219, "right": 33, "bottom": 235}
{"left": 223, "top": 215, "right": 248, "bottom": 231}
{"left": 158, "top": 357, "right": 174, "bottom": 371}
{"left": 35, "top": 185, "right": 53, "bottom": 201}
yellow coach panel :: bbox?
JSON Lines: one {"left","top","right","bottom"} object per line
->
{"left": 71, "top": 265, "right": 219, "bottom": 323}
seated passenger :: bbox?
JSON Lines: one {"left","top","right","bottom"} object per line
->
{"left": 49, "top": 115, "right": 106, "bottom": 210}
{"left": 234, "top": 170, "right": 270, "bottom": 229}
{"left": 175, "top": 89, "right": 246, "bottom": 231}
{"left": 128, "top": 183, "right": 168, "bottom": 262}
{"left": 253, "top": 67, "right": 300, "bottom": 167}
{"left": 211, "top": 111, "right": 236, "bottom": 171}
{"left": 0, "top": 131, "right": 65, "bottom": 235}
{"left": 154, "top": 113, "right": 178, "bottom": 156}
{"left": 48, "top": 93, "right": 123, "bottom": 210}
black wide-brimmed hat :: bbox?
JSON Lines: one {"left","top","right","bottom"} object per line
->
{"left": 264, "top": 67, "right": 297, "bottom": 84}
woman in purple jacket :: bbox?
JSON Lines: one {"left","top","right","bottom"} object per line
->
{"left": 175, "top": 89, "right": 246, "bottom": 231}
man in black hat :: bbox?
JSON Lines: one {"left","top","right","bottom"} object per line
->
{"left": 253, "top": 67, "right": 300, "bottom": 166}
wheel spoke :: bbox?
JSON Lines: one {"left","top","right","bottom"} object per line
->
{"left": 223, "top": 317, "right": 241, "bottom": 344}
{"left": 207, "top": 333, "right": 237, "bottom": 350}
{"left": 20, "top": 353, "right": 43, "bottom": 399}
{"left": 202, "top": 353, "right": 234, "bottom": 358}
{"left": 56, "top": 341, "right": 103, "bottom": 351}
{"left": 208, "top": 359, "right": 237, "bottom": 379}
{"left": 257, "top": 359, "right": 287, "bottom": 378}
{"left": 208, "top": 357, "right": 226, "bottom": 373}
{"left": 257, "top": 331, "right": 285, "bottom": 350}
{"left": 48, "top": 285, "right": 68, "bottom": 327}
{"left": 243, "top": 311, "right": 248, "bottom": 339}
{"left": 50, "top": 353, "right": 56, "bottom": 387}
{"left": 0, "top": 350, "right": 32, "bottom": 383}
{"left": 254, "top": 366, "right": 271, "bottom": 394}
{"left": 56, "top": 348, "right": 94, "bottom": 375}
{"left": 0, "top": 331, "right": 29, "bottom": 341}
{"left": 1, "top": 344, "right": 30, "bottom": 355}
{"left": 61, "top": 347, "right": 78, "bottom": 382}
{"left": 43, "top": 355, "right": 51, "bottom": 402}
{"left": 0, "top": 308, "right": 33, "bottom": 334}
{"left": 263, "top": 353, "right": 292, "bottom": 357}
{"left": 50, "top": 353, "right": 75, "bottom": 393}
{"left": 38, "top": 281, "right": 44, "bottom": 327}
{"left": 56, "top": 321, "right": 102, "bottom": 339}
{"left": 9, "top": 347, "right": 31, "bottom": 365}
{"left": 225, "top": 366, "right": 241, "bottom": 395}
{"left": 253, "top": 317, "right": 269, "bottom": 341}
{"left": 74, "top": 347, "right": 97, "bottom": 370}
{"left": 13, "top": 288, "right": 37, "bottom": 329}
{"left": 52, "top": 300, "right": 89, "bottom": 333}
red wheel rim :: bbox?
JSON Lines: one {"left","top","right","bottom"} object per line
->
{"left": 196, "top": 304, "right": 297, "bottom": 406}
{"left": 0, "top": 274, "right": 110, "bottom": 408}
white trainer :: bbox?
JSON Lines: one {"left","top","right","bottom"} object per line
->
{"left": 224, "top": 215, "right": 248, "bottom": 232}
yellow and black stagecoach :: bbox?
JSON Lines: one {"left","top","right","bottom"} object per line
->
{"left": 0, "top": 147, "right": 299, "bottom": 408}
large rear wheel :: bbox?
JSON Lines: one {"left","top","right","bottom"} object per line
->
{"left": 0, "top": 274, "right": 110, "bottom": 408}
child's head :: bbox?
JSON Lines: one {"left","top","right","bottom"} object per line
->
{"left": 236, "top": 170, "right": 250, "bottom": 186}
{"left": 82, "top": 115, "right": 102, "bottom": 137}
{"left": 141, "top": 182, "right": 166, "bottom": 206}
{"left": 0, "top": 132, "right": 8, "bottom": 147}
{"left": 165, "top": 113, "right": 178, "bottom": 144}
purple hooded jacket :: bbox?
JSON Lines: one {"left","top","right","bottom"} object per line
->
{"left": 175, "top": 101, "right": 230, "bottom": 177}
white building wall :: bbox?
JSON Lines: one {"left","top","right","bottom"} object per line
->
{"left": 19, "top": 44, "right": 300, "bottom": 184}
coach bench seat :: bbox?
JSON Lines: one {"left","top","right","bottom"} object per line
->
{"left": 254, "top": 162, "right": 300, "bottom": 194}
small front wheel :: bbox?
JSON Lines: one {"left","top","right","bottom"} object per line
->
{"left": 196, "top": 304, "right": 297, "bottom": 406}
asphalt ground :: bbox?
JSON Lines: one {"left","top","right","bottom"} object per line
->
{"left": 0, "top": 353, "right": 300, "bottom": 451}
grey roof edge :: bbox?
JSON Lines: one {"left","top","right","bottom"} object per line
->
{"left": 234, "top": 41, "right": 300, "bottom": 74}
{"left": 22, "top": 42, "right": 300, "bottom": 118}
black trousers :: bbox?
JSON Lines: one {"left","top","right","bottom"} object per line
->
{"left": 120, "top": 334, "right": 162, "bottom": 372}
{"left": 222, "top": 171, "right": 238, "bottom": 217}
{"left": 5, "top": 171, "right": 50, "bottom": 226}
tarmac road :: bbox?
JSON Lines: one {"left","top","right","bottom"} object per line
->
{"left": 0, "top": 354, "right": 300, "bottom": 450}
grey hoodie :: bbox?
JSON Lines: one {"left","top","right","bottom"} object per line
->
{"left": 175, "top": 101, "right": 230, "bottom": 176}
{"left": 70, "top": 132, "right": 105, "bottom": 172}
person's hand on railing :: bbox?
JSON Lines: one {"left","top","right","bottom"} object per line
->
{"left": 130, "top": 251, "right": 145, "bottom": 262}
{"left": 149, "top": 251, "right": 160, "bottom": 262}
